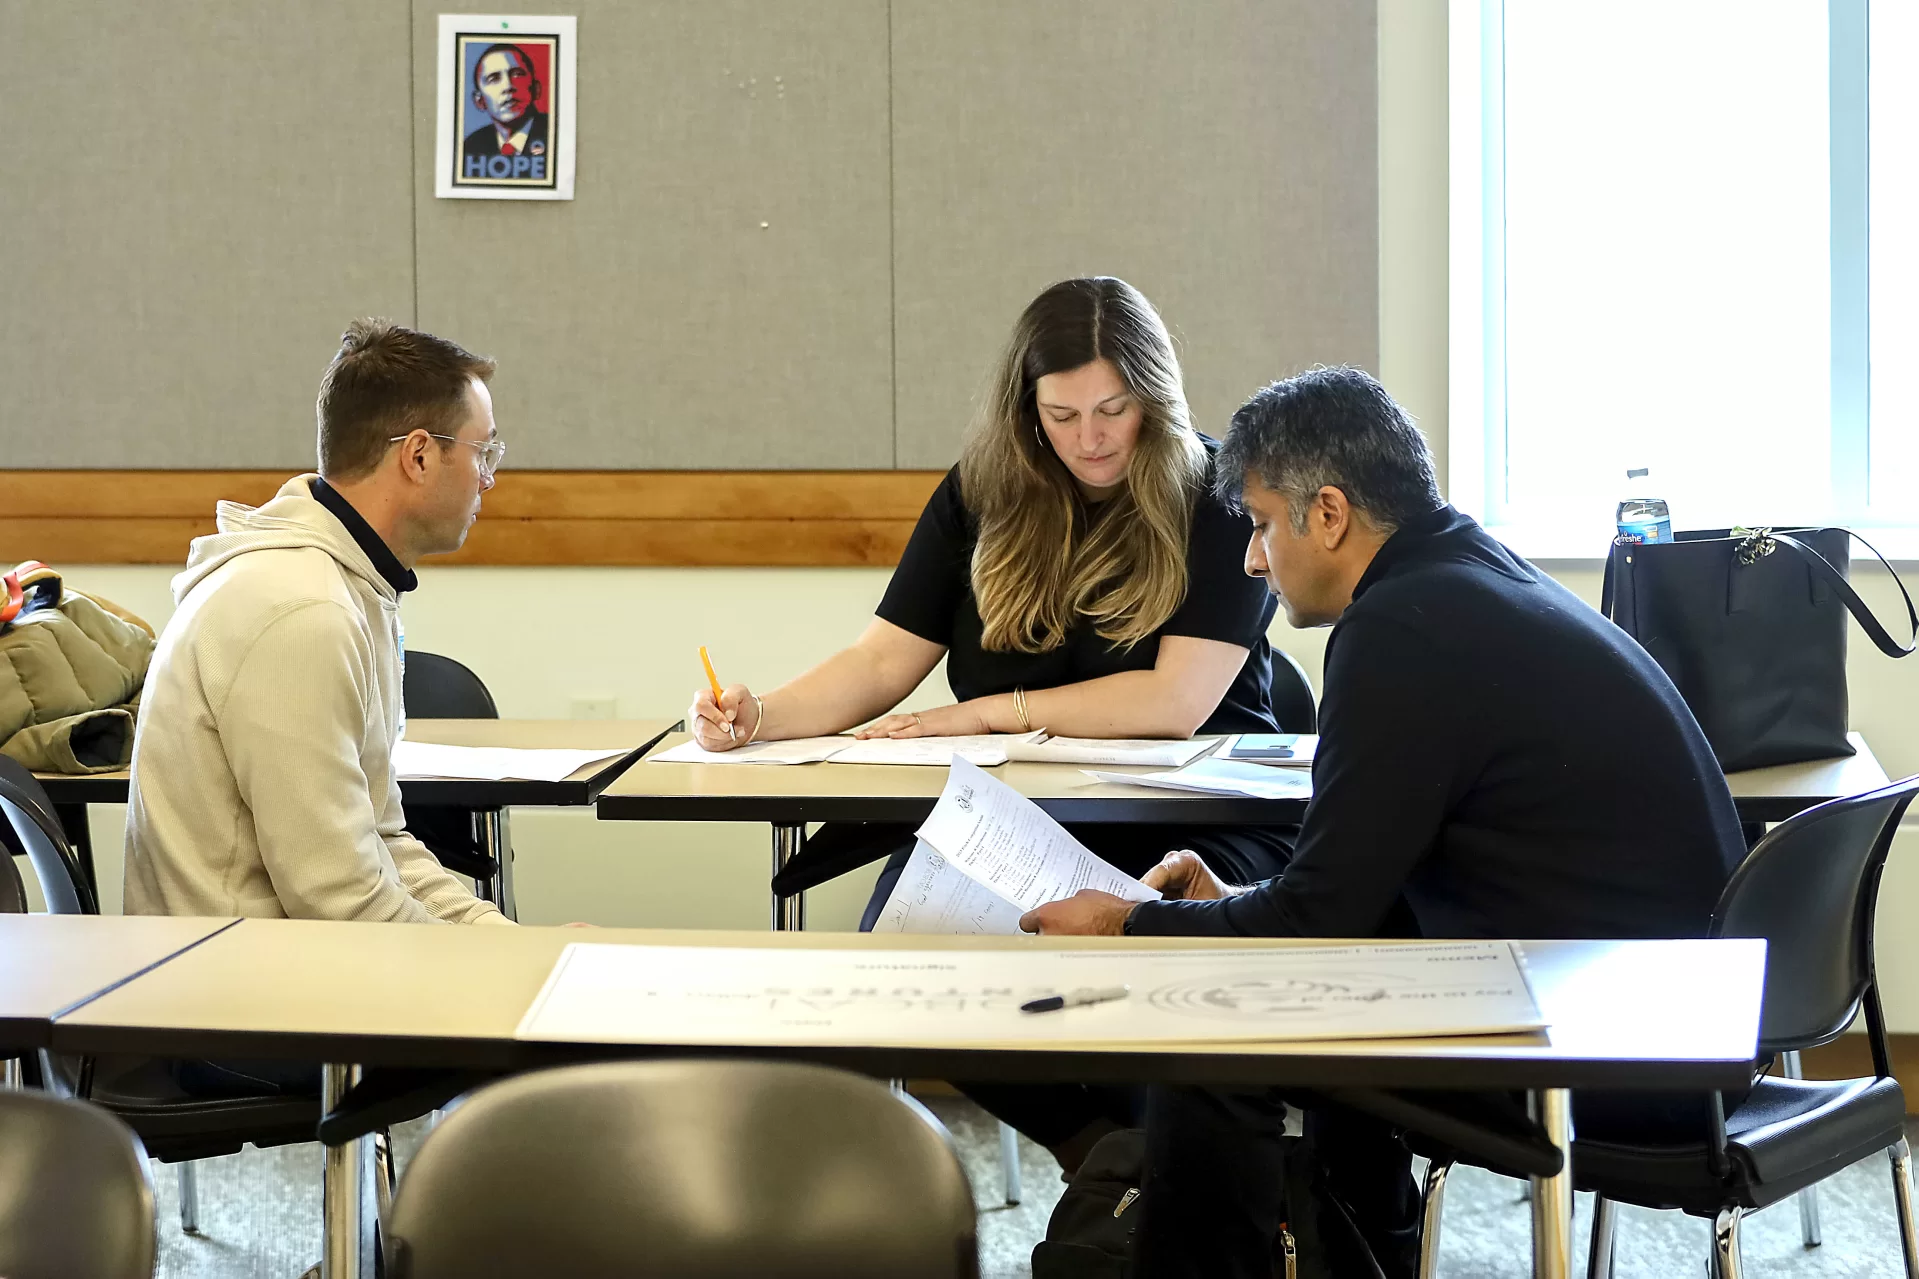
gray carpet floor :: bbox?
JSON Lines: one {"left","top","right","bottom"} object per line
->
{"left": 149, "top": 1101, "right": 1914, "bottom": 1277}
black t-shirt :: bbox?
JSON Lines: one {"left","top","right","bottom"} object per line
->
{"left": 875, "top": 441, "right": 1279, "bottom": 735}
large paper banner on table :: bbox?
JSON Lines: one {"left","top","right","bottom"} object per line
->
{"left": 517, "top": 941, "right": 1549, "bottom": 1047}
{"left": 436, "top": 14, "right": 578, "bottom": 200}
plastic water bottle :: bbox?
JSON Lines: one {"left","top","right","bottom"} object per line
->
{"left": 1615, "top": 468, "right": 1672, "bottom": 544}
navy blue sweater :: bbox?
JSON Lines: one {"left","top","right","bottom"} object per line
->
{"left": 1127, "top": 506, "right": 1745, "bottom": 941}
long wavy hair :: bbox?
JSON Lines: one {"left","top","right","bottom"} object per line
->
{"left": 959, "top": 277, "right": 1207, "bottom": 653}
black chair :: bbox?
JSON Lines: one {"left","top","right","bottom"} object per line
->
{"left": 1, "top": 824, "right": 28, "bottom": 1088}
{"left": 1271, "top": 646, "right": 1318, "bottom": 735}
{"left": 1412, "top": 775, "right": 1919, "bottom": 1279}
{"left": 385, "top": 1059, "right": 979, "bottom": 1279}
{"left": 402, "top": 650, "right": 512, "bottom": 907}
{"left": 0, "top": 756, "right": 322, "bottom": 1234}
{"left": 0, "top": 1088, "right": 157, "bottom": 1279}
{"left": 1, "top": 816, "right": 32, "bottom": 913}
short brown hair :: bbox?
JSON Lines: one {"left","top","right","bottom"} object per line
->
{"left": 315, "top": 319, "right": 496, "bottom": 479}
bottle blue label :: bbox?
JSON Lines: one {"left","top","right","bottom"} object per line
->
{"left": 1617, "top": 520, "right": 1671, "bottom": 545}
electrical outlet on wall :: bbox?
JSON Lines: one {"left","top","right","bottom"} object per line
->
{"left": 570, "top": 697, "right": 618, "bottom": 720}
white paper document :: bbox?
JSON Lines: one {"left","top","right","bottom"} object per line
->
{"left": 916, "top": 757, "right": 1161, "bottom": 912}
{"left": 516, "top": 940, "right": 1548, "bottom": 1047}
{"left": 825, "top": 732, "right": 1044, "bottom": 767}
{"left": 647, "top": 732, "right": 1043, "bottom": 767}
{"left": 648, "top": 736, "right": 850, "bottom": 765}
{"left": 1086, "top": 757, "right": 1315, "bottom": 801}
{"left": 871, "top": 841, "right": 1029, "bottom": 935}
{"left": 391, "top": 740, "right": 629, "bottom": 783}
{"left": 1003, "top": 736, "right": 1220, "bottom": 767}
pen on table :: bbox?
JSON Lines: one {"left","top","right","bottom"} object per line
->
{"left": 1020, "top": 985, "right": 1131, "bottom": 1014}
{"left": 699, "top": 645, "right": 735, "bottom": 741}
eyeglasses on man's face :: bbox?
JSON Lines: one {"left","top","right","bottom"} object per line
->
{"left": 388, "top": 433, "right": 506, "bottom": 477}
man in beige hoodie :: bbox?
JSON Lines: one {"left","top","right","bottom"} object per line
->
{"left": 126, "top": 319, "right": 511, "bottom": 927}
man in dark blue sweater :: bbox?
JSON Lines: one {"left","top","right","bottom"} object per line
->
{"left": 1021, "top": 367, "right": 1746, "bottom": 1277}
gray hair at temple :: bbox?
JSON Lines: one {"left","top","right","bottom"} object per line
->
{"left": 1214, "top": 366, "right": 1443, "bottom": 536}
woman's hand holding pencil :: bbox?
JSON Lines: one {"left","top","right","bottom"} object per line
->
{"left": 689, "top": 646, "right": 761, "bottom": 751}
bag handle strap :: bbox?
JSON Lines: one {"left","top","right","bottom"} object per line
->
{"left": 1768, "top": 530, "right": 1918, "bottom": 658}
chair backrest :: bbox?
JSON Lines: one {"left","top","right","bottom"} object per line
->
{"left": 386, "top": 1059, "right": 979, "bottom": 1279}
{"left": 0, "top": 1089, "right": 156, "bottom": 1279}
{"left": 402, "top": 651, "right": 498, "bottom": 720}
{"left": 0, "top": 756, "right": 95, "bottom": 914}
{"left": 1270, "top": 647, "right": 1318, "bottom": 735}
{"left": 1710, "top": 773, "right": 1919, "bottom": 1056}
{"left": 0, "top": 839, "right": 27, "bottom": 913}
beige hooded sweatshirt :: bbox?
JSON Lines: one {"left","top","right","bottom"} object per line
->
{"left": 124, "top": 476, "right": 509, "bottom": 925}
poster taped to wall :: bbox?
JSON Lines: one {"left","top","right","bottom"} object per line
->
{"left": 435, "top": 14, "right": 577, "bottom": 200}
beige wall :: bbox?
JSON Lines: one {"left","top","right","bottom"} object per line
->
{"left": 2, "top": 0, "right": 1375, "bottom": 471}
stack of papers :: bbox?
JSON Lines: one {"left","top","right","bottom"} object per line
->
{"left": 872, "top": 757, "right": 1159, "bottom": 934}
{"left": 391, "top": 740, "right": 630, "bottom": 783}
{"left": 1004, "top": 736, "right": 1220, "bottom": 767}
{"left": 649, "top": 731, "right": 1222, "bottom": 769}
{"left": 515, "top": 939, "right": 1549, "bottom": 1046}
{"left": 1085, "top": 757, "right": 1314, "bottom": 801}
{"left": 648, "top": 736, "right": 851, "bottom": 765}
{"left": 827, "top": 733, "right": 1042, "bottom": 766}
{"left": 648, "top": 733, "right": 1043, "bottom": 767}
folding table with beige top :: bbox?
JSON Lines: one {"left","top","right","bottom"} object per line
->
{"left": 0, "top": 913, "right": 237, "bottom": 1078}
{"left": 37, "top": 915, "right": 1764, "bottom": 1279}
{"left": 595, "top": 730, "right": 1893, "bottom": 930}
{"left": 30, "top": 718, "right": 678, "bottom": 911}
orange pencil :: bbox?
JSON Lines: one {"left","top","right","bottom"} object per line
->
{"left": 699, "top": 645, "right": 735, "bottom": 740}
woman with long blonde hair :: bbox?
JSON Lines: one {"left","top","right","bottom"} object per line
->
{"left": 686, "top": 276, "right": 1297, "bottom": 1169}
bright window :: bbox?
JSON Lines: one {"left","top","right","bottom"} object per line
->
{"left": 1453, "top": 1, "right": 1912, "bottom": 552}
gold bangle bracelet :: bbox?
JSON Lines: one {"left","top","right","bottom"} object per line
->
{"left": 745, "top": 692, "right": 767, "bottom": 745}
{"left": 1013, "top": 686, "right": 1032, "bottom": 734}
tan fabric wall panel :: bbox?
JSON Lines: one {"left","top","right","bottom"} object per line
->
{"left": 410, "top": 0, "right": 895, "bottom": 470}
{"left": 0, "top": 0, "right": 416, "bottom": 469}
{"left": 889, "top": 0, "right": 1380, "bottom": 466}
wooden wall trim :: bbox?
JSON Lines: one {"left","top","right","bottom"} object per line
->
{"left": 1801, "top": 1032, "right": 1919, "bottom": 1113}
{"left": 0, "top": 471, "right": 946, "bottom": 567}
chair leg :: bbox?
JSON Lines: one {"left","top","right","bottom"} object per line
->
{"left": 1891, "top": 1137, "right": 1919, "bottom": 1278}
{"left": 1778, "top": 1050, "right": 1823, "bottom": 1247}
{"left": 178, "top": 1160, "right": 201, "bottom": 1235}
{"left": 372, "top": 1128, "right": 395, "bottom": 1221}
{"left": 1416, "top": 1159, "right": 1451, "bottom": 1279}
{"left": 999, "top": 1121, "right": 1023, "bottom": 1205}
{"left": 1, "top": 1056, "right": 20, "bottom": 1089}
{"left": 1587, "top": 1194, "right": 1617, "bottom": 1279}
{"left": 1711, "top": 1206, "right": 1743, "bottom": 1279}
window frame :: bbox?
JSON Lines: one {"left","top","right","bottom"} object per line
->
{"left": 1446, "top": 0, "right": 1911, "bottom": 559}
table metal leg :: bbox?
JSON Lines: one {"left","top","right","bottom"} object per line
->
{"left": 477, "top": 809, "right": 516, "bottom": 921}
{"left": 1, "top": 1057, "right": 20, "bottom": 1089}
{"left": 772, "top": 823, "right": 805, "bottom": 931}
{"left": 322, "top": 1063, "right": 368, "bottom": 1279}
{"left": 1529, "top": 1088, "right": 1573, "bottom": 1279}
{"left": 999, "top": 1121, "right": 1023, "bottom": 1205}
{"left": 178, "top": 1161, "right": 201, "bottom": 1234}
{"left": 1778, "top": 1049, "right": 1822, "bottom": 1247}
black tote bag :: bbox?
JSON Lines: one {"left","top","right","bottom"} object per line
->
{"left": 1601, "top": 527, "right": 1917, "bottom": 772}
